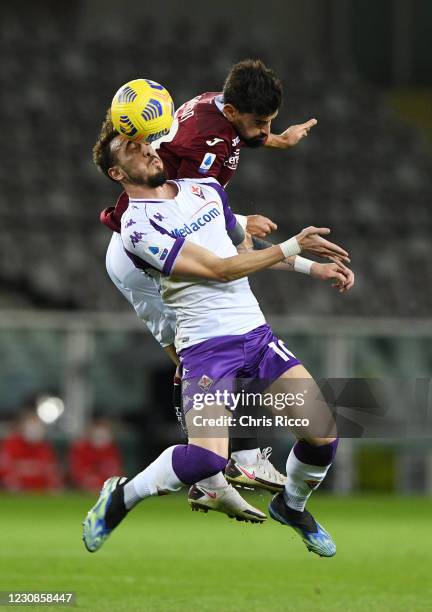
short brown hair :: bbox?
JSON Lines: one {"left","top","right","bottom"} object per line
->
{"left": 223, "top": 59, "right": 282, "bottom": 116}
{"left": 92, "top": 109, "right": 119, "bottom": 181}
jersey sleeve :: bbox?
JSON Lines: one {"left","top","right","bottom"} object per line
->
{"left": 201, "top": 180, "right": 237, "bottom": 232}
{"left": 121, "top": 217, "right": 184, "bottom": 276}
{"left": 175, "top": 139, "right": 229, "bottom": 181}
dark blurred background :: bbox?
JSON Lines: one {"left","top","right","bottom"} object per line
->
{"left": 0, "top": 0, "right": 431, "bottom": 493}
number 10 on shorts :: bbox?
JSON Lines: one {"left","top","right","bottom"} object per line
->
{"left": 268, "top": 339, "right": 296, "bottom": 362}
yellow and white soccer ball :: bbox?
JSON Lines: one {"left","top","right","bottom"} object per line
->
{"left": 111, "top": 78, "right": 175, "bottom": 143}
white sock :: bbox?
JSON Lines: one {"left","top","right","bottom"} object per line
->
{"left": 196, "top": 472, "right": 228, "bottom": 490}
{"left": 231, "top": 448, "right": 260, "bottom": 466}
{"left": 284, "top": 448, "right": 331, "bottom": 512}
{"left": 124, "top": 446, "right": 183, "bottom": 509}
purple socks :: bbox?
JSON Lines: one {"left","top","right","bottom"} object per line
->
{"left": 172, "top": 444, "right": 228, "bottom": 485}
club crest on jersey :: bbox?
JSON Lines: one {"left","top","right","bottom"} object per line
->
{"left": 190, "top": 185, "right": 205, "bottom": 199}
{"left": 198, "top": 374, "right": 214, "bottom": 391}
{"left": 199, "top": 152, "right": 216, "bottom": 174}
{"left": 149, "top": 246, "right": 160, "bottom": 255}
{"left": 153, "top": 213, "right": 164, "bottom": 222}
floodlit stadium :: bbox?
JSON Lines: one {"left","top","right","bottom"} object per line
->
{"left": 1, "top": 1, "right": 432, "bottom": 610}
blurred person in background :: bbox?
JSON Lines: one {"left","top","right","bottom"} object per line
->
{"left": 0, "top": 410, "right": 63, "bottom": 492}
{"left": 69, "top": 419, "right": 123, "bottom": 492}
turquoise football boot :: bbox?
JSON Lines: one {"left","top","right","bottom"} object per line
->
{"left": 269, "top": 492, "right": 336, "bottom": 557}
{"left": 82, "top": 476, "right": 127, "bottom": 553}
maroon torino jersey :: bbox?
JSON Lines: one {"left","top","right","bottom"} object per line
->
{"left": 100, "top": 92, "right": 245, "bottom": 232}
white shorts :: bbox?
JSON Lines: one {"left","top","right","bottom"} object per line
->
{"left": 105, "top": 233, "right": 176, "bottom": 347}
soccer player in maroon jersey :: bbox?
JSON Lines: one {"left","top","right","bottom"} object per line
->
{"left": 99, "top": 59, "right": 323, "bottom": 501}
{"left": 101, "top": 59, "right": 316, "bottom": 236}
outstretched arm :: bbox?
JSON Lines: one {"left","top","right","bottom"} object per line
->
{"left": 171, "top": 227, "right": 349, "bottom": 283}
{"left": 265, "top": 118, "right": 318, "bottom": 149}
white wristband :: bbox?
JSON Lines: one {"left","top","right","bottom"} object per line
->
{"left": 234, "top": 214, "right": 247, "bottom": 231}
{"left": 294, "top": 256, "right": 313, "bottom": 275}
{"left": 279, "top": 237, "right": 301, "bottom": 258}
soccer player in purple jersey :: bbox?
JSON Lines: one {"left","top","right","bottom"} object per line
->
{"left": 101, "top": 59, "right": 323, "bottom": 499}
{"left": 83, "top": 133, "right": 354, "bottom": 558}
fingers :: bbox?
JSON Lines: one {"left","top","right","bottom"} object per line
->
{"left": 317, "top": 237, "right": 349, "bottom": 260}
{"left": 329, "top": 264, "right": 354, "bottom": 292}
{"left": 297, "top": 228, "right": 349, "bottom": 261}
{"left": 344, "top": 270, "right": 355, "bottom": 290}
{"left": 328, "top": 255, "right": 349, "bottom": 270}
{"left": 259, "top": 221, "right": 276, "bottom": 236}
{"left": 248, "top": 215, "right": 278, "bottom": 237}
{"left": 302, "top": 118, "right": 318, "bottom": 129}
{"left": 302, "top": 226, "right": 330, "bottom": 236}
{"left": 331, "top": 271, "right": 347, "bottom": 284}
{"left": 264, "top": 217, "right": 278, "bottom": 231}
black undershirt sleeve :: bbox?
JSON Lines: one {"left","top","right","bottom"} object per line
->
{"left": 251, "top": 236, "right": 274, "bottom": 250}
{"left": 227, "top": 221, "right": 246, "bottom": 246}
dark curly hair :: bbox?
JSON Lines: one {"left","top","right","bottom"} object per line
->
{"left": 223, "top": 59, "right": 282, "bottom": 116}
{"left": 92, "top": 108, "right": 119, "bottom": 181}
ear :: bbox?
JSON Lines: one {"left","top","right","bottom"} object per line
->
{"left": 222, "top": 103, "right": 238, "bottom": 123}
{"left": 108, "top": 165, "right": 124, "bottom": 182}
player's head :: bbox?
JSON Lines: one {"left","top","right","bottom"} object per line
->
{"left": 222, "top": 59, "right": 282, "bottom": 147}
{"left": 93, "top": 111, "right": 167, "bottom": 188}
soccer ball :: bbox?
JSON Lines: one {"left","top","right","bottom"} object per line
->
{"left": 111, "top": 78, "right": 175, "bottom": 143}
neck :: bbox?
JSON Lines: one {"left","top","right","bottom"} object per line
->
{"left": 124, "top": 181, "right": 177, "bottom": 200}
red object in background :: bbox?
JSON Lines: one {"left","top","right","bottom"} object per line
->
{"left": 69, "top": 439, "right": 123, "bottom": 492}
{"left": 0, "top": 434, "right": 63, "bottom": 491}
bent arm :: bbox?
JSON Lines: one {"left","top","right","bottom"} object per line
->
{"left": 171, "top": 240, "right": 287, "bottom": 282}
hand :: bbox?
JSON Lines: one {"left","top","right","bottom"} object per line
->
{"left": 246, "top": 214, "right": 278, "bottom": 237}
{"left": 266, "top": 118, "right": 318, "bottom": 149}
{"left": 295, "top": 226, "right": 350, "bottom": 262}
{"left": 310, "top": 261, "right": 355, "bottom": 293}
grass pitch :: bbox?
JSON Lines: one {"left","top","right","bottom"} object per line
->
{"left": 1, "top": 492, "right": 431, "bottom": 611}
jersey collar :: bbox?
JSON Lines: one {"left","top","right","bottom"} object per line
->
{"left": 214, "top": 94, "right": 224, "bottom": 113}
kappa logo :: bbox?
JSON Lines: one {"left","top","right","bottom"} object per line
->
{"left": 154, "top": 213, "right": 164, "bottom": 222}
{"left": 130, "top": 231, "right": 145, "bottom": 248}
{"left": 206, "top": 137, "right": 224, "bottom": 146}
{"left": 125, "top": 219, "right": 136, "bottom": 228}
{"left": 198, "top": 374, "right": 214, "bottom": 391}
{"left": 199, "top": 152, "right": 216, "bottom": 174}
{"left": 232, "top": 136, "right": 240, "bottom": 146}
{"left": 190, "top": 185, "right": 205, "bottom": 199}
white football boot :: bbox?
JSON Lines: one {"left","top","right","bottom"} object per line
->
{"left": 188, "top": 483, "right": 266, "bottom": 523}
{"left": 225, "top": 447, "right": 286, "bottom": 493}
